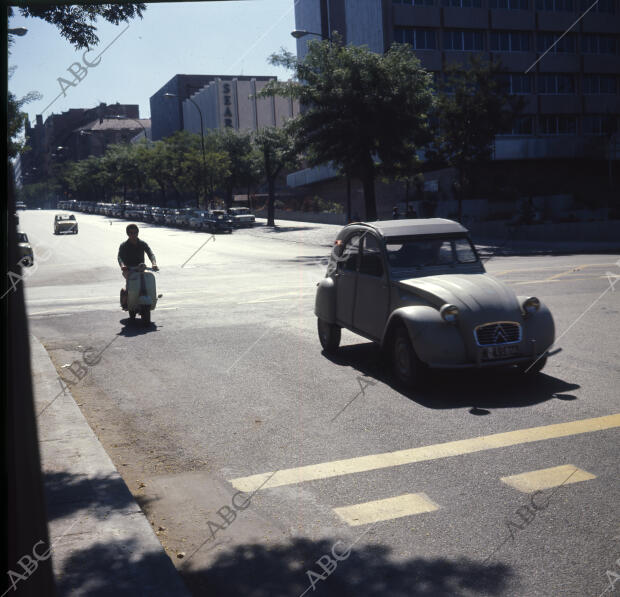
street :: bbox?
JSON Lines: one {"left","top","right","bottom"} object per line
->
{"left": 21, "top": 210, "right": 620, "bottom": 597}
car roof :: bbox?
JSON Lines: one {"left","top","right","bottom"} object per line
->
{"left": 339, "top": 218, "right": 469, "bottom": 239}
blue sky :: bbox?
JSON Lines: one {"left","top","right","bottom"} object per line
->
{"left": 9, "top": 1, "right": 297, "bottom": 123}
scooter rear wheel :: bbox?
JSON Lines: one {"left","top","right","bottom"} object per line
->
{"left": 129, "top": 309, "right": 136, "bottom": 320}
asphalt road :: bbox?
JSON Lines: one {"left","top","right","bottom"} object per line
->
{"left": 19, "top": 210, "right": 620, "bottom": 597}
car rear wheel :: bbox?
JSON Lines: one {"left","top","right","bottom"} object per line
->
{"left": 517, "top": 355, "right": 547, "bottom": 375}
{"left": 392, "top": 327, "right": 425, "bottom": 388}
{"left": 317, "top": 318, "right": 341, "bottom": 353}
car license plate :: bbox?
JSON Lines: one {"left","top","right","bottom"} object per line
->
{"left": 481, "top": 344, "right": 520, "bottom": 360}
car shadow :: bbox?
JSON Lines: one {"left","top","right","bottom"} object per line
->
{"left": 322, "top": 342, "right": 579, "bottom": 412}
{"left": 119, "top": 317, "right": 159, "bottom": 336}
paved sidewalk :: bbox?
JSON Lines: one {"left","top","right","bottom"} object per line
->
{"left": 30, "top": 335, "right": 190, "bottom": 597}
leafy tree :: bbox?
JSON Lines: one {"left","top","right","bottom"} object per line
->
{"left": 264, "top": 37, "right": 434, "bottom": 221}
{"left": 210, "top": 129, "right": 256, "bottom": 207}
{"left": 426, "top": 55, "right": 524, "bottom": 221}
{"left": 253, "top": 127, "right": 298, "bottom": 226}
{"left": 8, "top": 4, "right": 146, "bottom": 50}
{"left": 7, "top": 67, "right": 41, "bottom": 158}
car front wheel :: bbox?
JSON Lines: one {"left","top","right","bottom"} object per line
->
{"left": 317, "top": 318, "right": 341, "bottom": 353}
{"left": 392, "top": 327, "right": 425, "bottom": 388}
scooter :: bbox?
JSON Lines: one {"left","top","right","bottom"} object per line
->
{"left": 123, "top": 263, "right": 159, "bottom": 324}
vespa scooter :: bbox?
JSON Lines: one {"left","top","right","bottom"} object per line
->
{"left": 124, "top": 263, "right": 159, "bottom": 324}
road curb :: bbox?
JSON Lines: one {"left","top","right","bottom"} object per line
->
{"left": 30, "top": 334, "right": 191, "bottom": 597}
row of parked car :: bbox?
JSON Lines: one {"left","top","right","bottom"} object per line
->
{"left": 56, "top": 200, "right": 256, "bottom": 233}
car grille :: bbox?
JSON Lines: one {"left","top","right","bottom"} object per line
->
{"left": 475, "top": 322, "right": 521, "bottom": 346}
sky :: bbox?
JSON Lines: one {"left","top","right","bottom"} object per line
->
{"left": 8, "top": 1, "right": 297, "bottom": 124}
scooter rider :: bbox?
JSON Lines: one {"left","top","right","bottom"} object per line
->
{"left": 118, "top": 223, "right": 158, "bottom": 309}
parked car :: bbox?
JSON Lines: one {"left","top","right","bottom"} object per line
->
{"left": 174, "top": 208, "right": 195, "bottom": 227}
{"left": 164, "top": 209, "right": 180, "bottom": 226}
{"left": 54, "top": 214, "right": 78, "bottom": 234}
{"left": 151, "top": 207, "right": 167, "bottom": 224}
{"left": 16, "top": 201, "right": 27, "bottom": 210}
{"left": 314, "top": 218, "right": 555, "bottom": 387}
{"left": 17, "top": 232, "right": 34, "bottom": 266}
{"left": 188, "top": 210, "right": 209, "bottom": 230}
{"left": 204, "top": 210, "right": 233, "bottom": 233}
{"left": 228, "top": 207, "right": 255, "bottom": 228}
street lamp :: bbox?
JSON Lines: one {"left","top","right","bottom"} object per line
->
{"left": 291, "top": 29, "right": 331, "bottom": 41}
{"left": 8, "top": 27, "right": 28, "bottom": 36}
{"left": 164, "top": 92, "right": 207, "bottom": 208}
{"left": 110, "top": 115, "right": 150, "bottom": 143}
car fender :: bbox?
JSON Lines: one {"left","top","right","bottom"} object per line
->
{"left": 314, "top": 277, "right": 336, "bottom": 323}
{"left": 382, "top": 306, "right": 467, "bottom": 365}
{"left": 517, "top": 297, "right": 555, "bottom": 354}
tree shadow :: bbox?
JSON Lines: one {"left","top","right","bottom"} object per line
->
{"left": 322, "top": 342, "right": 579, "bottom": 411}
{"left": 43, "top": 470, "right": 155, "bottom": 522}
{"left": 258, "top": 224, "right": 321, "bottom": 233}
{"left": 181, "top": 537, "right": 513, "bottom": 597}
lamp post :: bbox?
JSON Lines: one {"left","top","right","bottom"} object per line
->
{"left": 164, "top": 92, "right": 207, "bottom": 208}
{"left": 110, "top": 115, "right": 150, "bottom": 143}
{"left": 8, "top": 27, "right": 28, "bottom": 36}
{"left": 290, "top": 29, "right": 331, "bottom": 41}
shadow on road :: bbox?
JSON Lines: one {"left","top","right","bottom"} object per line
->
{"left": 322, "top": 342, "right": 579, "bottom": 412}
{"left": 119, "top": 318, "right": 160, "bottom": 336}
{"left": 180, "top": 537, "right": 513, "bottom": 597}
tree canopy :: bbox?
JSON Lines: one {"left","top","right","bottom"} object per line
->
{"left": 263, "top": 36, "right": 435, "bottom": 221}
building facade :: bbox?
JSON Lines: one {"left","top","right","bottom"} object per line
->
{"left": 150, "top": 74, "right": 278, "bottom": 140}
{"left": 294, "top": 0, "right": 620, "bottom": 161}
{"left": 182, "top": 77, "right": 299, "bottom": 134}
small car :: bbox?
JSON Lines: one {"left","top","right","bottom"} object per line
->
{"left": 16, "top": 201, "right": 27, "bottom": 210}
{"left": 54, "top": 214, "right": 78, "bottom": 234}
{"left": 204, "top": 210, "right": 233, "bottom": 233}
{"left": 174, "top": 208, "right": 195, "bottom": 227}
{"left": 17, "top": 232, "right": 34, "bottom": 266}
{"left": 314, "top": 218, "right": 555, "bottom": 387}
{"left": 228, "top": 207, "right": 256, "bottom": 228}
{"left": 188, "top": 210, "right": 209, "bottom": 230}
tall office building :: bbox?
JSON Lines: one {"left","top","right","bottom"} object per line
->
{"left": 292, "top": 0, "right": 619, "bottom": 192}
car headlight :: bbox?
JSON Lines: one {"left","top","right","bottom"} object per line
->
{"left": 440, "top": 304, "right": 459, "bottom": 323}
{"left": 523, "top": 296, "right": 540, "bottom": 315}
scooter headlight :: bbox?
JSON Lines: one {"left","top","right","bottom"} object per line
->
{"left": 523, "top": 296, "right": 540, "bottom": 315}
{"left": 440, "top": 304, "right": 459, "bottom": 323}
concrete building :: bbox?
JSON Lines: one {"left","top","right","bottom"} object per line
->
{"left": 290, "top": 0, "right": 620, "bottom": 211}
{"left": 149, "top": 74, "right": 277, "bottom": 140}
{"left": 182, "top": 77, "right": 299, "bottom": 134}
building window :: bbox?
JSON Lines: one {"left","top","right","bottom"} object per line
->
{"left": 507, "top": 116, "right": 534, "bottom": 134}
{"left": 444, "top": 30, "right": 485, "bottom": 51}
{"left": 580, "top": 0, "right": 615, "bottom": 13}
{"left": 538, "top": 73, "right": 576, "bottom": 94}
{"left": 539, "top": 115, "right": 577, "bottom": 134}
{"left": 394, "top": 28, "right": 437, "bottom": 49}
{"left": 393, "top": 0, "right": 435, "bottom": 5}
{"left": 442, "top": 0, "right": 481, "bottom": 6}
{"left": 583, "top": 74, "right": 618, "bottom": 94}
{"left": 496, "top": 73, "right": 533, "bottom": 93}
{"left": 537, "top": 32, "right": 576, "bottom": 53}
{"left": 535, "top": 0, "right": 573, "bottom": 10}
{"left": 490, "top": 31, "right": 530, "bottom": 51}
{"left": 582, "top": 34, "right": 619, "bottom": 55}
{"left": 489, "top": 0, "right": 529, "bottom": 9}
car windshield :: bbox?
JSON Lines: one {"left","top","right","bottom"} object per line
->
{"left": 385, "top": 236, "right": 479, "bottom": 277}
{"left": 17, "top": 233, "right": 28, "bottom": 243}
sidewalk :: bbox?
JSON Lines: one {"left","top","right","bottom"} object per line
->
{"left": 30, "top": 335, "right": 190, "bottom": 597}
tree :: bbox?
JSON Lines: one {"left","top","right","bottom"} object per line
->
{"left": 426, "top": 55, "right": 524, "bottom": 222}
{"left": 8, "top": 4, "right": 146, "bottom": 50}
{"left": 211, "top": 129, "right": 256, "bottom": 207}
{"left": 264, "top": 37, "right": 435, "bottom": 221}
{"left": 7, "top": 67, "right": 41, "bottom": 158}
{"left": 253, "top": 127, "right": 298, "bottom": 226}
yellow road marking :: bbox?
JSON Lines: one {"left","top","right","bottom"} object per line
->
{"left": 333, "top": 493, "right": 439, "bottom": 526}
{"left": 501, "top": 464, "right": 596, "bottom": 492}
{"left": 228, "top": 414, "right": 620, "bottom": 492}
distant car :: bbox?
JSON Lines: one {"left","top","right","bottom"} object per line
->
{"left": 54, "top": 214, "right": 78, "bottom": 234}
{"left": 204, "top": 210, "right": 233, "bottom": 233}
{"left": 16, "top": 201, "right": 27, "bottom": 210}
{"left": 174, "top": 208, "right": 195, "bottom": 227}
{"left": 17, "top": 232, "right": 34, "bottom": 266}
{"left": 188, "top": 210, "right": 209, "bottom": 230}
{"left": 314, "top": 218, "right": 555, "bottom": 387}
{"left": 228, "top": 207, "right": 255, "bottom": 228}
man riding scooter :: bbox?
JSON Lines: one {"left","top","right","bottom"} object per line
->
{"left": 118, "top": 224, "right": 158, "bottom": 314}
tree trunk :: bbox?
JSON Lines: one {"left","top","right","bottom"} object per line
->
{"left": 267, "top": 178, "right": 276, "bottom": 226}
{"left": 361, "top": 168, "right": 377, "bottom": 222}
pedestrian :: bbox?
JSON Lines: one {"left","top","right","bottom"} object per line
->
{"left": 392, "top": 206, "right": 400, "bottom": 219}
{"left": 406, "top": 206, "right": 416, "bottom": 219}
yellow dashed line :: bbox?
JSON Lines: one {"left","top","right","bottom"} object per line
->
{"left": 501, "top": 464, "right": 596, "bottom": 492}
{"left": 333, "top": 493, "right": 439, "bottom": 526}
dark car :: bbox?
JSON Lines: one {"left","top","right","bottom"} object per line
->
{"left": 204, "top": 210, "right": 233, "bottom": 233}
